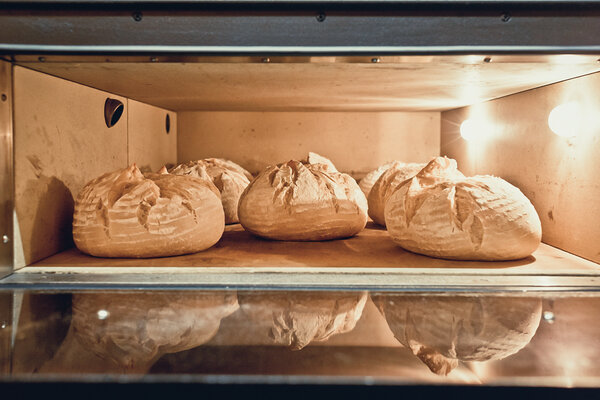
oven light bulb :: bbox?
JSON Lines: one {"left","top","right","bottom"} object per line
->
{"left": 460, "top": 119, "right": 487, "bottom": 141}
{"left": 548, "top": 102, "right": 581, "bottom": 138}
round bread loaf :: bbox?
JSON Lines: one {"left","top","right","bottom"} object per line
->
{"left": 372, "top": 294, "right": 541, "bottom": 375}
{"left": 358, "top": 161, "right": 395, "bottom": 197}
{"left": 238, "top": 160, "right": 368, "bottom": 241}
{"left": 385, "top": 157, "right": 542, "bottom": 260}
{"left": 169, "top": 158, "right": 252, "bottom": 224}
{"left": 239, "top": 291, "right": 367, "bottom": 350}
{"left": 367, "top": 161, "right": 426, "bottom": 226}
{"left": 73, "top": 164, "right": 224, "bottom": 258}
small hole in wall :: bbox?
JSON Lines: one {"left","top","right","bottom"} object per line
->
{"left": 165, "top": 114, "right": 171, "bottom": 134}
{"left": 104, "top": 98, "right": 124, "bottom": 128}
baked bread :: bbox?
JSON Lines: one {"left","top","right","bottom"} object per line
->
{"left": 305, "top": 151, "right": 338, "bottom": 172}
{"left": 49, "top": 292, "right": 239, "bottom": 373}
{"left": 385, "top": 157, "right": 542, "bottom": 260}
{"left": 239, "top": 291, "right": 367, "bottom": 350}
{"left": 359, "top": 161, "right": 395, "bottom": 197}
{"left": 238, "top": 160, "right": 368, "bottom": 241}
{"left": 169, "top": 158, "right": 252, "bottom": 224}
{"left": 367, "top": 161, "right": 426, "bottom": 226}
{"left": 372, "top": 294, "right": 541, "bottom": 375}
{"left": 73, "top": 164, "right": 224, "bottom": 258}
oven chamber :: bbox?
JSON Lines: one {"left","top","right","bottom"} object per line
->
{"left": 0, "top": 1, "right": 600, "bottom": 391}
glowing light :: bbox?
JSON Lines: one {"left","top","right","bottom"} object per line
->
{"left": 543, "top": 310, "right": 555, "bottom": 324}
{"left": 548, "top": 102, "right": 582, "bottom": 138}
{"left": 97, "top": 309, "right": 109, "bottom": 320}
{"left": 460, "top": 119, "right": 489, "bottom": 142}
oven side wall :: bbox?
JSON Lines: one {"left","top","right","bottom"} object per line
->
{"left": 13, "top": 66, "right": 177, "bottom": 267}
{"left": 441, "top": 72, "right": 600, "bottom": 264}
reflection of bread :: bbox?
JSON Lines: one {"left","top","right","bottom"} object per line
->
{"left": 71, "top": 292, "right": 239, "bottom": 370}
{"left": 169, "top": 158, "right": 252, "bottom": 224}
{"left": 372, "top": 295, "right": 542, "bottom": 375}
{"left": 238, "top": 160, "right": 367, "bottom": 241}
{"left": 367, "top": 162, "right": 426, "bottom": 226}
{"left": 73, "top": 164, "right": 224, "bottom": 258}
{"left": 385, "top": 157, "right": 542, "bottom": 260}
{"left": 239, "top": 291, "right": 367, "bottom": 350}
{"left": 359, "top": 161, "right": 395, "bottom": 197}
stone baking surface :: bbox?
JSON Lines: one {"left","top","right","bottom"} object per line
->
{"left": 31, "top": 223, "right": 599, "bottom": 274}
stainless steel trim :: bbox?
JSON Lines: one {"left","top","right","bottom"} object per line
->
{"left": 1, "top": 271, "right": 600, "bottom": 292}
{"left": 3, "top": 45, "right": 600, "bottom": 55}
{"left": 0, "top": 61, "right": 13, "bottom": 281}
{"left": 5, "top": 0, "right": 600, "bottom": 3}
{"left": 9, "top": 54, "right": 600, "bottom": 65}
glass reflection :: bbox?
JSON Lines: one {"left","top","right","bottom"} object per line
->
{"left": 238, "top": 291, "right": 368, "bottom": 350}
{"left": 9, "top": 289, "right": 596, "bottom": 384}
{"left": 41, "top": 291, "right": 238, "bottom": 374}
{"left": 371, "top": 294, "right": 542, "bottom": 375}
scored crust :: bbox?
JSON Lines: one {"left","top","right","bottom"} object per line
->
{"left": 358, "top": 161, "right": 396, "bottom": 198}
{"left": 73, "top": 164, "right": 225, "bottom": 258}
{"left": 238, "top": 160, "right": 367, "bottom": 241}
{"left": 384, "top": 157, "right": 542, "bottom": 261}
{"left": 367, "top": 161, "right": 426, "bottom": 226}
{"left": 169, "top": 158, "right": 252, "bottom": 224}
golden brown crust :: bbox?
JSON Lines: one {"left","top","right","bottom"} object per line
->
{"left": 367, "top": 161, "right": 426, "bottom": 226}
{"left": 238, "top": 160, "right": 367, "bottom": 241}
{"left": 359, "top": 161, "right": 396, "bottom": 197}
{"left": 73, "top": 164, "right": 225, "bottom": 258}
{"left": 169, "top": 158, "right": 252, "bottom": 224}
{"left": 385, "top": 157, "right": 542, "bottom": 261}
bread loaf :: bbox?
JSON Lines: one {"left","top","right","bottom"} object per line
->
{"left": 73, "top": 164, "right": 224, "bottom": 258}
{"left": 359, "top": 161, "right": 395, "bottom": 197}
{"left": 239, "top": 291, "right": 367, "bottom": 350}
{"left": 385, "top": 157, "right": 542, "bottom": 260}
{"left": 238, "top": 160, "right": 368, "bottom": 241}
{"left": 305, "top": 151, "right": 338, "bottom": 172}
{"left": 367, "top": 162, "right": 426, "bottom": 226}
{"left": 372, "top": 294, "right": 541, "bottom": 375}
{"left": 169, "top": 158, "right": 252, "bottom": 224}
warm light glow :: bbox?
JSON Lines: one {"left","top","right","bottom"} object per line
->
{"left": 548, "top": 102, "right": 582, "bottom": 138}
{"left": 543, "top": 310, "right": 556, "bottom": 324}
{"left": 97, "top": 309, "right": 109, "bottom": 320}
{"left": 460, "top": 119, "right": 489, "bottom": 141}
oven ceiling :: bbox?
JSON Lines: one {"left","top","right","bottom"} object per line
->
{"left": 15, "top": 55, "right": 600, "bottom": 112}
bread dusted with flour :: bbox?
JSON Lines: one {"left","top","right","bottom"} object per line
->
{"left": 239, "top": 291, "right": 367, "bottom": 350}
{"left": 73, "top": 164, "right": 224, "bottom": 258}
{"left": 304, "top": 151, "right": 338, "bottom": 172}
{"left": 372, "top": 295, "right": 542, "bottom": 375}
{"left": 169, "top": 158, "right": 252, "bottom": 224}
{"left": 367, "top": 161, "right": 426, "bottom": 226}
{"left": 238, "top": 160, "right": 368, "bottom": 241}
{"left": 359, "top": 161, "right": 396, "bottom": 197}
{"left": 384, "top": 157, "right": 542, "bottom": 260}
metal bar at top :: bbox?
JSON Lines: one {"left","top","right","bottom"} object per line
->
{"left": 0, "top": 8, "right": 599, "bottom": 55}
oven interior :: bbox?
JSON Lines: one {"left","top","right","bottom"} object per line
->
{"left": 1, "top": 55, "right": 599, "bottom": 287}
{"left": 1, "top": 54, "right": 600, "bottom": 386}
